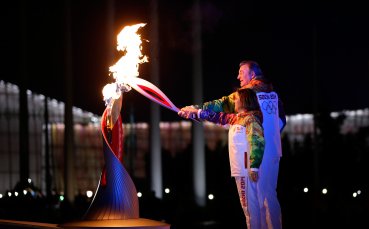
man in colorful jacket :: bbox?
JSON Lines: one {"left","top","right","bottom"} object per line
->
{"left": 179, "top": 60, "right": 286, "bottom": 229}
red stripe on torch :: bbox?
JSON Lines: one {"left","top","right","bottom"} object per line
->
{"left": 137, "top": 84, "right": 173, "bottom": 109}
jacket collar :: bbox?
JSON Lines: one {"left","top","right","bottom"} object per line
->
{"left": 242, "top": 78, "right": 273, "bottom": 93}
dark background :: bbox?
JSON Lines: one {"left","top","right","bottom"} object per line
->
{"left": 1, "top": 0, "right": 368, "bottom": 121}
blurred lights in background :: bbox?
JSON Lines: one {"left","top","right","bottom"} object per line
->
{"left": 353, "top": 189, "right": 362, "bottom": 198}
{"left": 301, "top": 186, "right": 365, "bottom": 198}
{"left": 86, "top": 190, "right": 93, "bottom": 198}
{"left": 0, "top": 185, "right": 365, "bottom": 204}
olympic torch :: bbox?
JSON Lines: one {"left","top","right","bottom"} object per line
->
{"left": 64, "top": 23, "right": 171, "bottom": 228}
{"left": 85, "top": 21, "right": 180, "bottom": 221}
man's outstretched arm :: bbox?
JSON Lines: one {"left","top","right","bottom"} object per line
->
{"left": 179, "top": 92, "right": 237, "bottom": 119}
{"left": 178, "top": 106, "right": 236, "bottom": 125}
{"left": 201, "top": 93, "right": 237, "bottom": 113}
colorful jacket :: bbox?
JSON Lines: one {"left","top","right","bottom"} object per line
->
{"left": 199, "top": 109, "right": 265, "bottom": 170}
{"left": 199, "top": 78, "right": 287, "bottom": 130}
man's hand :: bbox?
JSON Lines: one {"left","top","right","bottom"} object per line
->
{"left": 249, "top": 170, "right": 258, "bottom": 182}
{"left": 178, "top": 106, "right": 199, "bottom": 119}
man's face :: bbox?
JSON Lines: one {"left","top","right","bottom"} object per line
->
{"left": 237, "top": 64, "right": 253, "bottom": 87}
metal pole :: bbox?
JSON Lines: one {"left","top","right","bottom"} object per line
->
{"left": 19, "top": 0, "right": 30, "bottom": 186}
{"left": 149, "top": 0, "right": 163, "bottom": 199}
{"left": 192, "top": 0, "right": 206, "bottom": 207}
{"left": 63, "top": 0, "right": 75, "bottom": 203}
{"left": 312, "top": 24, "right": 320, "bottom": 227}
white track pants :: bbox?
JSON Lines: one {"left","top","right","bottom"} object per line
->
{"left": 235, "top": 175, "right": 261, "bottom": 229}
{"left": 257, "top": 156, "right": 282, "bottom": 229}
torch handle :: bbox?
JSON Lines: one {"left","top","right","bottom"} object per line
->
{"left": 171, "top": 107, "right": 199, "bottom": 122}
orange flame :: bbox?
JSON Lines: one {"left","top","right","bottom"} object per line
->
{"left": 103, "top": 23, "right": 148, "bottom": 103}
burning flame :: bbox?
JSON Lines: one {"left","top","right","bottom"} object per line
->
{"left": 103, "top": 23, "right": 148, "bottom": 104}
{"left": 102, "top": 83, "right": 120, "bottom": 102}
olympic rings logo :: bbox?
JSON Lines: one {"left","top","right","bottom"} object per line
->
{"left": 262, "top": 101, "right": 277, "bottom": 114}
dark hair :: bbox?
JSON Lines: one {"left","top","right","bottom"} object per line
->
{"left": 237, "top": 88, "right": 260, "bottom": 111}
{"left": 239, "top": 60, "right": 263, "bottom": 78}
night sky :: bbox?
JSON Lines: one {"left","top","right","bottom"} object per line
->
{"left": 1, "top": 0, "right": 369, "bottom": 122}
